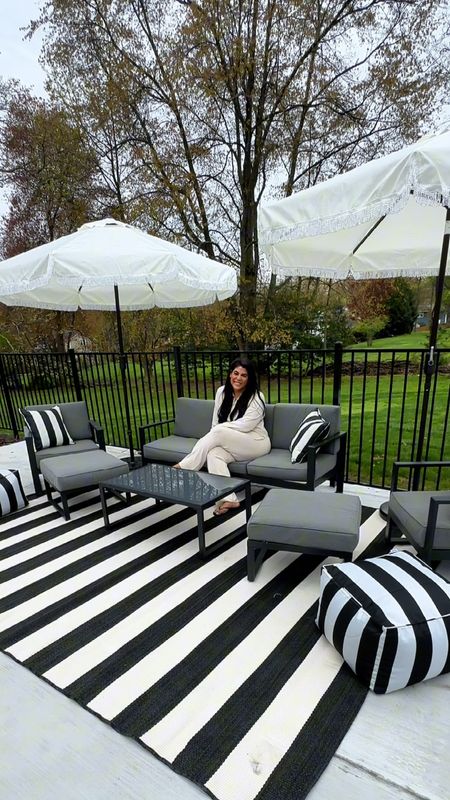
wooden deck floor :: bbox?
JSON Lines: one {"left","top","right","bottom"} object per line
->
{"left": 0, "top": 441, "right": 448, "bottom": 800}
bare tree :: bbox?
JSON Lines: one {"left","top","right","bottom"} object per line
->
{"left": 29, "top": 0, "right": 449, "bottom": 346}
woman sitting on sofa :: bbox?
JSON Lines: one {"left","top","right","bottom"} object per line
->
{"left": 175, "top": 357, "right": 270, "bottom": 514}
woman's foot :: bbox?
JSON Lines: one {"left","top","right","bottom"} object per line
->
{"left": 213, "top": 500, "right": 240, "bottom": 516}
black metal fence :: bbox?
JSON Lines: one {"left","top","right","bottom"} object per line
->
{"left": 1, "top": 344, "right": 449, "bottom": 489}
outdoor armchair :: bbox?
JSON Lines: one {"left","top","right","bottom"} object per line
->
{"left": 21, "top": 400, "right": 105, "bottom": 494}
{"left": 386, "top": 459, "right": 450, "bottom": 565}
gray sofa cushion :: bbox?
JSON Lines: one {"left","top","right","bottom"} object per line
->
{"left": 143, "top": 435, "right": 198, "bottom": 464}
{"left": 389, "top": 490, "right": 450, "bottom": 549}
{"left": 229, "top": 460, "right": 251, "bottom": 477}
{"left": 23, "top": 401, "right": 92, "bottom": 441}
{"left": 41, "top": 450, "right": 128, "bottom": 492}
{"left": 271, "top": 404, "right": 340, "bottom": 454}
{"left": 35, "top": 439, "right": 99, "bottom": 467}
{"left": 173, "top": 398, "right": 274, "bottom": 440}
{"left": 247, "top": 489, "right": 360, "bottom": 552}
{"left": 247, "top": 449, "right": 336, "bottom": 483}
{"left": 174, "top": 398, "right": 214, "bottom": 439}
{"left": 263, "top": 404, "right": 275, "bottom": 439}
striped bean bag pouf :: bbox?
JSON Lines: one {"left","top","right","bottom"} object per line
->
{"left": 316, "top": 549, "right": 450, "bottom": 693}
{"left": 0, "top": 468, "right": 28, "bottom": 517}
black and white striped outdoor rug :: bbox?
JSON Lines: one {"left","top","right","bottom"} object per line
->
{"left": 0, "top": 490, "right": 386, "bottom": 800}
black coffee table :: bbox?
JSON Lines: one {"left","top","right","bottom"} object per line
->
{"left": 99, "top": 462, "right": 252, "bottom": 558}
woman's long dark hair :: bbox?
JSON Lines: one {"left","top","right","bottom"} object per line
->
{"left": 218, "top": 358, "right": 264, "bottom": 423}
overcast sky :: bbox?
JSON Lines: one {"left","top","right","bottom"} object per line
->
{"left": 0, "top": 1, "right": 46, "bottom": 94}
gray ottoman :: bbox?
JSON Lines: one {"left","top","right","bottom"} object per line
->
{"left": 41, "top": 450, "right": 129, "bottom": 520}
{"left": 247, "top": 489, "right": 361, "bottom": 581}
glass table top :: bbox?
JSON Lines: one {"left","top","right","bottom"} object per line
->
{"left": 102, "top": 463, "right": 249, "bottom": 508}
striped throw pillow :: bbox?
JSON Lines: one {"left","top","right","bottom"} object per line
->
{"left": 20, "top": 406, "right": 74, "bottom": 451}
{"left": 0, "top": 469, "right": 28, "bottom": 517}
{"left": 289, "top": 408, "right": 330, "bottom": 463}
{"left": 316, "top": 550, "right": 450, "bottom": 694}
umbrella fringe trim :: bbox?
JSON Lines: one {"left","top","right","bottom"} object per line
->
{"left": 0, "top": 274, "right": 236, "bottom": 294}
{"left": 270, "top": 265, "right": 442, "bottom": 280}
{"left": 260, "top": 183, "right": 450, "bottom": 246}
{"left": 0, "top": 296, "right": 234, "bottom": 311}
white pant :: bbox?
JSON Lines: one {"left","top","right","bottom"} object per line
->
{"left": 178, "top": 426, "right": 271, "bottom": 504}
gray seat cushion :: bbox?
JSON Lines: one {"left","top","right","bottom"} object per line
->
{"left": 389, "top": 490, "right": 450, "bottom": 549}
{"left": 41, "top": 450, "right": 128, "bottom": 492}
{"left": 143, "top": 435, "right": 199, "bottom": 464}
{"left": 229, "top": 460, "right": 250, "bottom": 477}
{"left": 248, "top": 490, "right": 361, "bottom": 552}
{"left": 247, "top": 449, "right": 336, "bottom": 483}
{"left": 35, "top": 439, "right": 99, "bottom": 467}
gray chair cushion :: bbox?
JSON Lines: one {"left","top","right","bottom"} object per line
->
{"left": 247, "top": 449, "right": 336, "bottom": 483}
{"left": 41, "top": 450, "right": 128, "bottom": 492}
{"left": 248, "top": 489, "right": 361, "bottom": 552}
{"left": 143, "top": 435, "right": 199, "bottom": 464}
{"left": 174, "top": 398, "right": 214, "bottom": 439}
{"left": 59, "top": 401, "right": 92, "bottom": 440}
{"left": 271, "top": 404, "right": 340, "bottom": 454}
{"left": 389, "top": 491, "right": 450, "bottom": 549}
{"left": 35, "top": 439, "right": 99, "bottom": 467}
{"left": 23, "top": 401, "right": 92, "bottom": 441}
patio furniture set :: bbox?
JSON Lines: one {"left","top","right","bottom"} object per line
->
{"left": 2, "top": 397, "right": 449, "bottom": 695}
{"left": 14, "top": 398, "right": 449, "bottom": 569}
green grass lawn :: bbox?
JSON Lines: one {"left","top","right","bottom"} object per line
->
{"left": 347, "top": 328, "right": 450, "bottom": 360}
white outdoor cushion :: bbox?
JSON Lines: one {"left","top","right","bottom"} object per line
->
{"left": 20, "top": 405, "right": 74, "bottom": 451}
{"left": 0, "top": 469, "right": 28, "bottom": 516}
{"left": 289, "top": 408, "right": 330, "bottom": 463}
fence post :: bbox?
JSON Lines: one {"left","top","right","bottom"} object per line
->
{"left": 68, "top": 348, "right": 83, "bottom": 401}
{"left": 333, "top": 341, "right": 343, "bottom": 406}
{"left": 173, "top": 346, "right": 184, "bottom": 397}
{"left": 0, "top": 354, "right": 19, "bottom": 438}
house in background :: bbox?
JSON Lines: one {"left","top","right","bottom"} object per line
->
{"left": 415, "top": 308, "right": 449, "bottom": 328}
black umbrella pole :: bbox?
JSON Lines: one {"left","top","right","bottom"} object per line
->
{"left": 413, "top": 206, "right": 449, "bottom": 489}
{"left": 114, "top": 285, "right": 135, "bottom": 465}
{"left": 380, "top": 206, "right": 450, "bottom": 515}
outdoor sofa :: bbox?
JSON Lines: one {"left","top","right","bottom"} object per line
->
{"left": 139, "top": 397, "right": 346, "bottom": 492}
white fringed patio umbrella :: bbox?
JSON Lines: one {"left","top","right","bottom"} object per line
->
{"left": 0, "top": 218, "right": 237, "bottom": 462}
{"left": 259, "top": 130, "right": 450, "bottom": 477}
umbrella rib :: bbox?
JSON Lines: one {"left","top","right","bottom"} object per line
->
{"left": 352, "top": 189, "right": 416, "bottom": 256}
{"left": 352, "top": 215, "right": 385, "bottom": 255}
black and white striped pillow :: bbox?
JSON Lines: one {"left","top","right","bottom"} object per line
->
{"left": 20, "top": 405, "right": 74, "bottom": 451}
{"left": 316, "top": 550, "right": 450, "bottom": 694}
{"left": 0, "top": 469, "right": 28, "bottom": 517}
{"left": 289, "top": 408, "right": 330, "bottom": 463}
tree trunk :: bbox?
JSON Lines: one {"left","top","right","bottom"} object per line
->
{"left": 239, "top": 185, "right": 258, "bottom": 344}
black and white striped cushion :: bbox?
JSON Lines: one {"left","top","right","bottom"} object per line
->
{"left": 316, "top": 550, "right": 450, "bottom": 693}
{"left": 289, "top": 408, "right": 330, "bottom": 463}
{"left": 0, "top": 469, "right": 28, "bottom": 516}
{"left": 20, "top": 406, "right": 74, "bottom": 451}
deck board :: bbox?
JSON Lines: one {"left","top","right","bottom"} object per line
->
{"left": 0, "top": 441, "right": 448, "bottom": 800}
